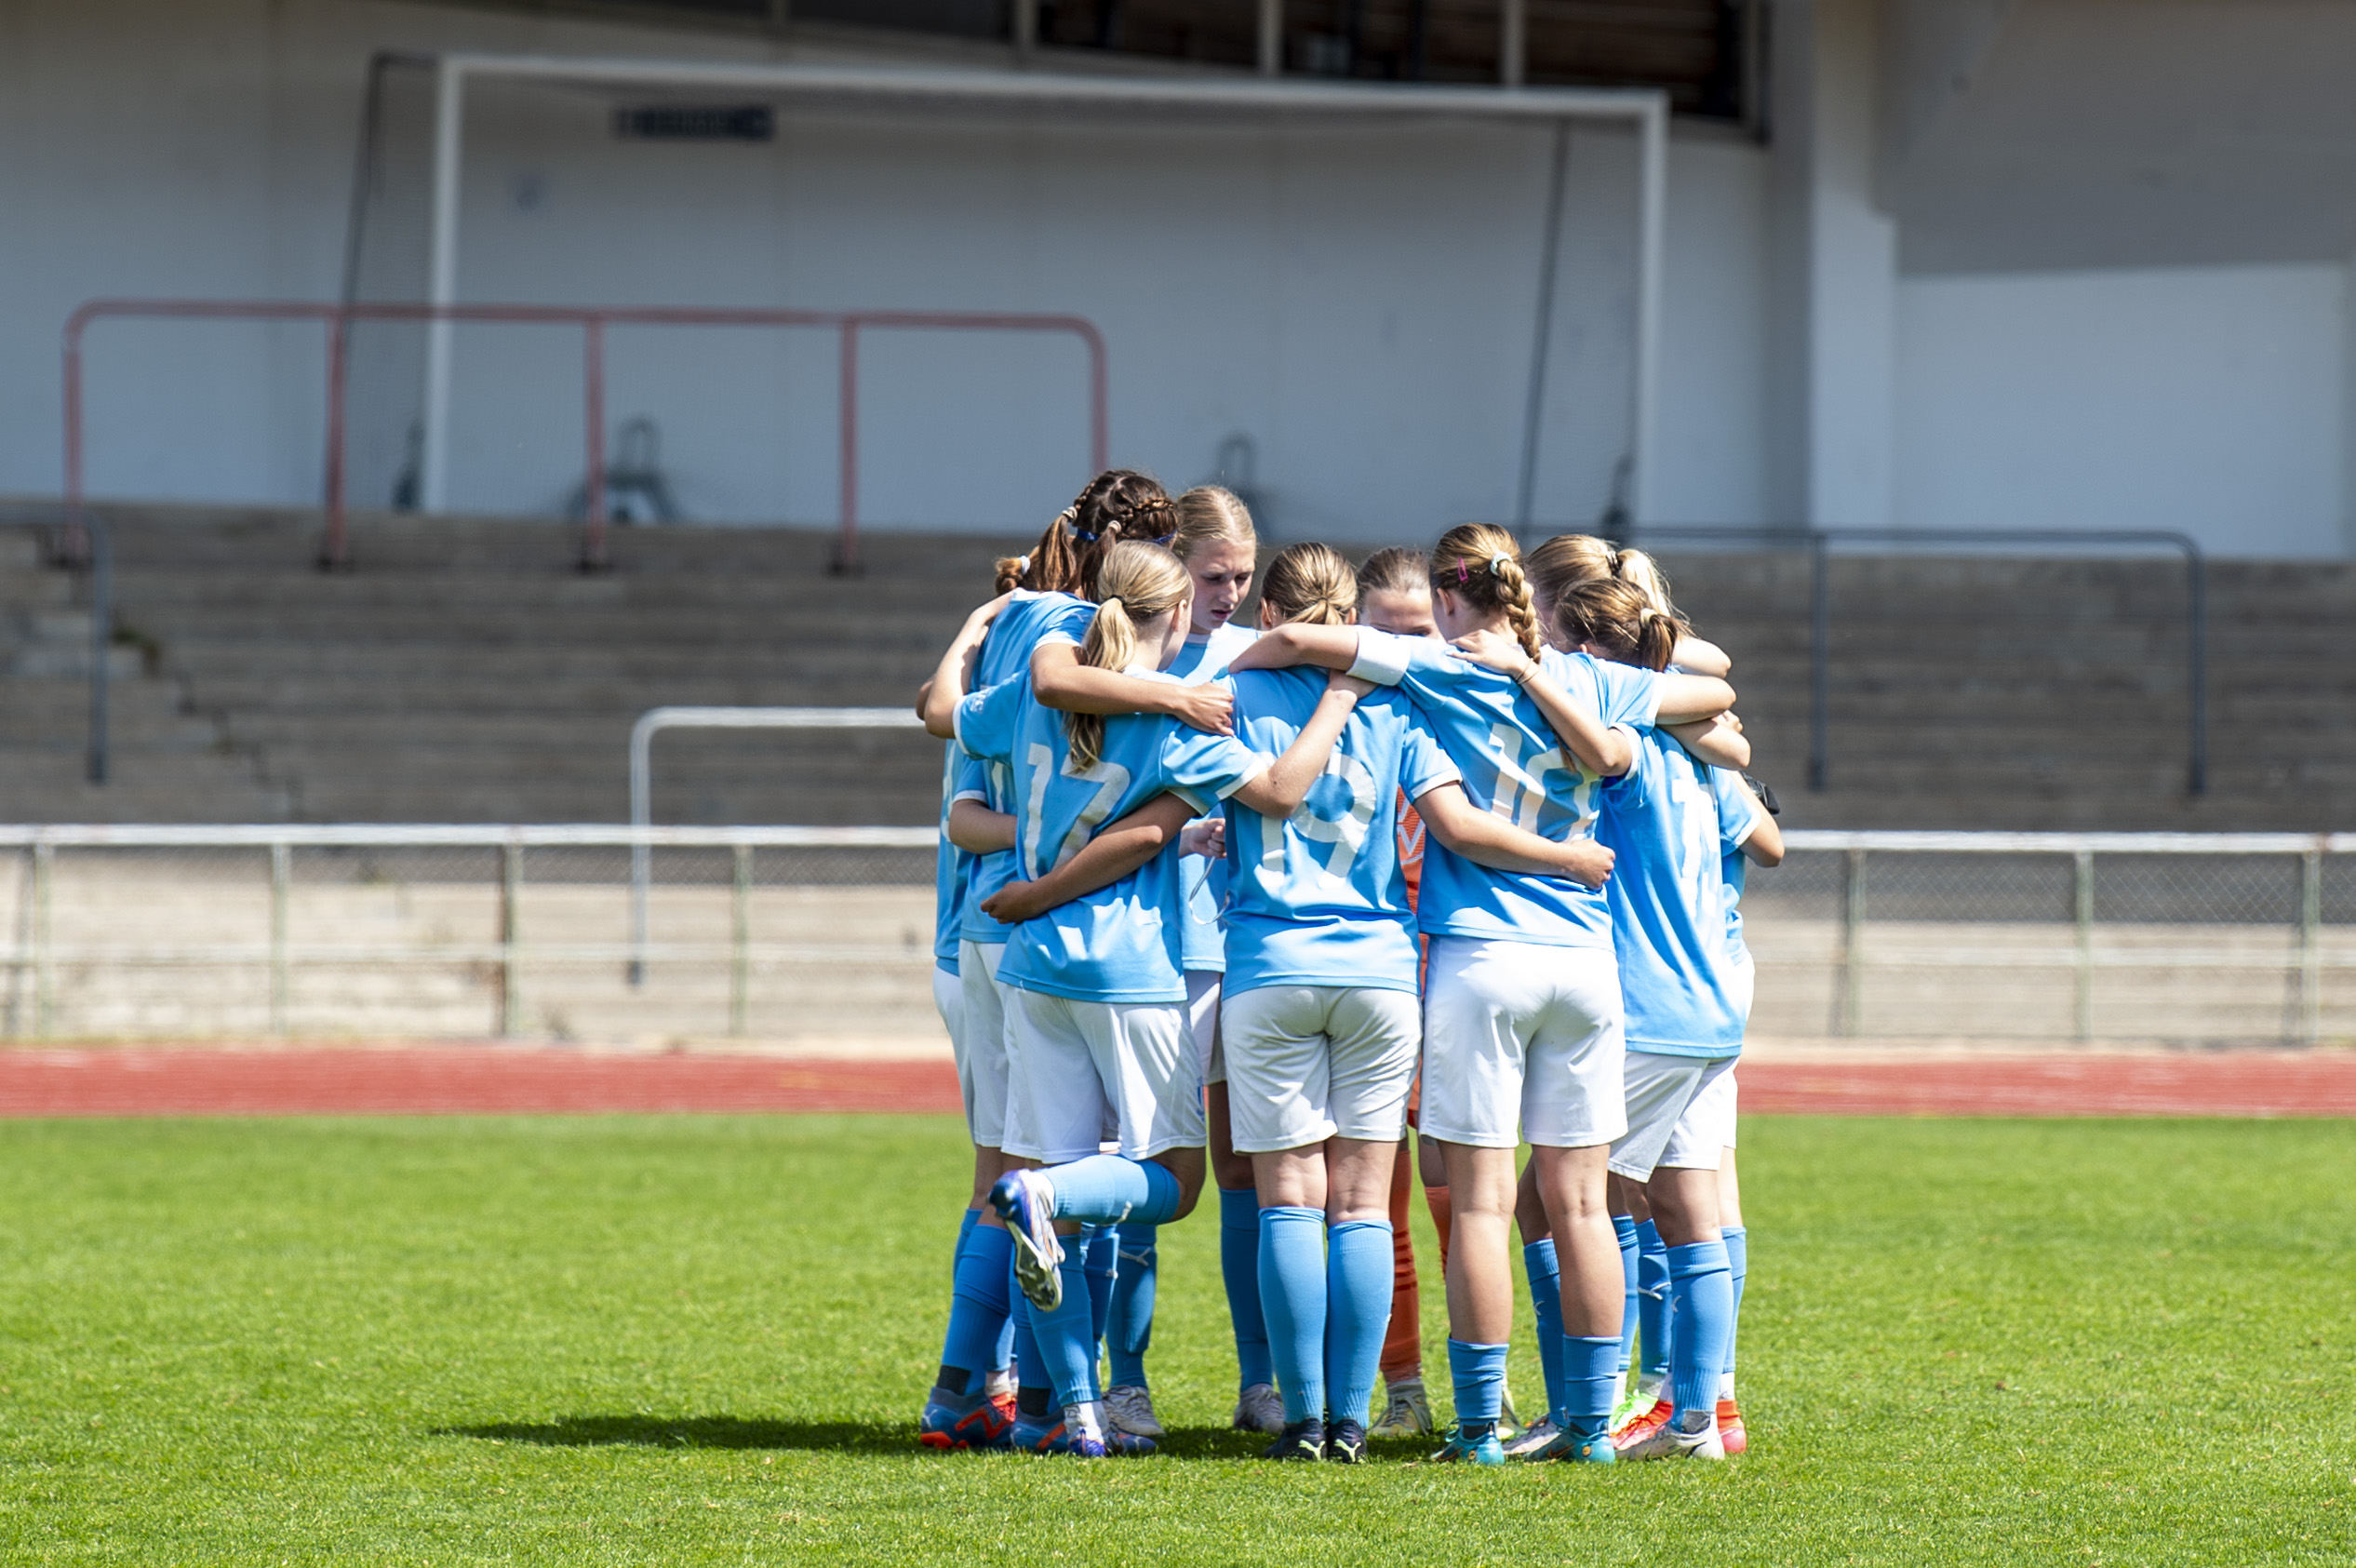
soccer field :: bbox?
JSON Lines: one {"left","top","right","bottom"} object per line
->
{"left": 0, "top": 1115, "right": 2349, "bottom": 1564}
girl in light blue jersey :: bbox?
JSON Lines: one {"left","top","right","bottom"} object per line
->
{"left": 1228, "top": 522, "right": 1735, "bottom": 1466}
{"left": 952, "top": 541, "right": 1367, "bottom": 1458}
{"left": 1223, "top": 543, "right": 1618, "bottom": 1463}
{"left": 913, "top": 471, "right": 1229, "bottom": 1454}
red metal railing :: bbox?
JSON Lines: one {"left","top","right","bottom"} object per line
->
{"left": 63, "top": 300, "right": 1110, "bottom": 572}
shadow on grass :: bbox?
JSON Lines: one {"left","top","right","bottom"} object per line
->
{"left": 436, "top": 1415, "right": 1283, "bottom": 1460}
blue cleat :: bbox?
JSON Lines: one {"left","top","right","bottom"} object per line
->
{"left": 1430, "top": 1426, "right": 1506, "bottom": 1466}
{"left": 917, "top": 1393, "right": 1013, "bottom": 1452}
{"left": 988, "top": 1170, "right": 1064, "bottom": 1312}
{"left": 1011, "top": 1411, "right": 1107, "bottom": 1457}
{"left": 1515, "top": 1423, "right": 1617, "bottom": 1464}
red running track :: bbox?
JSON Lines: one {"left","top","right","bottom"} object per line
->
{"left": 0, "top": 1046, "right": 2351, "bottom": 1119}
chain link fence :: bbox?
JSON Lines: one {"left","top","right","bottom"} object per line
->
{"left": 0, "top": 827, "right": 2346, "bottom": 1047}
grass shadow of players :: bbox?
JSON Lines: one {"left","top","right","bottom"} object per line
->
{"left": 437, "top": 1416, "right": 901, "bottom": 1454}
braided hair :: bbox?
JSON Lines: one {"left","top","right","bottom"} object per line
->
{"left": 991, "top": 470, "right": 1177, "bottom": 601}
{"left": 1427, "top": 523, "right": 1542, "bottom": 660}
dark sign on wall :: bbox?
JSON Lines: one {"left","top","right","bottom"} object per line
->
{"left": 612, "top": 105, "right": 776, "bottom": 141}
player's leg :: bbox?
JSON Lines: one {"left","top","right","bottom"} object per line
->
{"left": 1104, "top": 971, "right": 1216, "bottom": 1439}
{"left": 1515, "top": 948, "right": 1629, "bottom": 1464}
{"left": 1628, "top": 1179, "right": 1673, "bottom": 1431}
{"left": 1317, "top": 986, "right": 1417, "bottom": 1463}
{"left": 1369, "top": 1128, "right": 1432, "bottom": 1438}
{"left": 1418, "top": 936, "right": 1537, "bottom": 1466}
{"left": 1209, "top": 1015, "right": 1281, "bottom": 1434}
{"left": 920, "top": 960, "right": 1020, "bottom": 1450}
{"left": 1228, "top": 985, "right": 1340, "bottom": 1459}
{"left": 993, "top": 988, "right": 1118, "bottom": 1455}
{"left": 1682, "top": 1066, "right": 1746, "bottom": 1452}
{"left": 1506, "top": 1160, "right": 1561, "bottom": 1455}
{"left": 1614, "top": 1053, "right": 1736, "bottom": 1462}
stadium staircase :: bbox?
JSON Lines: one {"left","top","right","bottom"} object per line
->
{"left": 0, "top": 504, "right": 2346, "bottom": 830}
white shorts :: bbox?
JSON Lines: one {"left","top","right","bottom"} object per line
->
{"left": 1004, "top": 986, "right": 1206, "bottom": 1166}
{"left": 1222, "top": 985, "right": 1421, "bottom": 1154}
{"left": 1611, "top": 1051, "right": 1738, "bottom": 1181}
{"left": 1186, "top": 971, "right": 1225, "bottom": 1086}
{"left": 954, "top": 942, "right": 1014, "bottom": 1151}
{"left": 1662, "top": 1062, "right": 1739, "bottom": 1166}
{"left": 1420, "top": 936, "right": 1626, "bottom": 1150}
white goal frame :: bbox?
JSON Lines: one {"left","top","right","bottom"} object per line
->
{"left": 416, "top": 54, "right": 1668, "bottom": 524}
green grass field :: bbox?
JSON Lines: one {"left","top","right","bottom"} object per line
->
{"left": 0, "top": 1114, "right": 2350, "bottom": 1564}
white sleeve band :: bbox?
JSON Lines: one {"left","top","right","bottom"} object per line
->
{"left": 1345, "top": 628, "right": 1412, "bottom": 686}
{"left": 951, "top": 788, "right": 989, "bottom": 806}
{"left": 1212, "top": 759, "right": 1271, "bottom": 802}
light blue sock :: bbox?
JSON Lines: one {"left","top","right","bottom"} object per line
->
{"left": 1522, "top": 1238, "right": 1564, "bottom": 1422}
{"left": 955, "top": 1205, "right": 978, "bottom": 1276}
{"left": 1613, "top": 1214, "right": 1640, "bottom": 1375}
{"left": 1219, "top": 1186, "right": 1273, "bottom": 1390}
{"left": 1107, "top": 1224, "right": 1157, "bottom": 1389}
{"left": 1325, "top": 1220, "right": 1392, "bottom": 1428}
{"left": 1636, "top": 1219, "right": 1671, "bottom": 1385}
{"left": 1721, "top": 1225, "right": 1748, "bottom": 1384}
{"left": 1083, "top": 1226, "right": 1118, "bottom": 1354}
{"left": 1034, "top": 1250, "right": 1099, "bottom": 1411}
{"left": 1446, "top": 1339, "right": 1508, "bottom": 1437}
{"left": 1047, "top": 1155, "right": 1183, "bottom": 1226}
{"left": 1667, "top": 1239, "right": 1734, "bottom": 1420}
{"left": 1560, "top": 1334, "right": 1621, "bottom": 1441}
{"left": 936, "top": 1221, "right": 1013, "bottom": 1393}
{"left": 1258, "top": 1206, "right": 1327, "bottom": 1424}
{"left": 1009, "top": 1266, "right": 1049, "bottom": 1401}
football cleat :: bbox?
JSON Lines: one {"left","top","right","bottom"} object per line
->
{"left": 1515, "top": 1424, "right": 1616, "bottom": 1464}
{"left": 1618, "top": 1410, "right": 1726, "bottom": 1462}
{"left": 1264, "top": 1418, "right": 1327, "bottom": 1461}
{"left": 1325, "top": 1419, "right": 1368, "bottom": 1465}
{"left": 1232, "top": 1382, "right": 1286, "bottom": 1435}
{"left": 1369, "top": 1377, "right": 1433, "bottom": 1438}
{"left": 1610, "top": 1380, "right": 1664, "bottom": 1435}
{"left": 917, "top": 1394, "right": 1013, "bottom": 1452}
{"left": 1430, "top": 1427, "right": 1506, "bottom": 1466}
{"left": 1498, "top": 1381, "right": 1523, "bottom": 1438}
{"left": 1104, "top": 1384, "right": 1165, "bottom": 1440}
{"left": 987, "top": 1170, "right": 1064, "bottom": 1312}
{"left": 1010, "top": 1413, "right": 1106, "bottom": 1457}
{"left": 1716, "top": 1397, "right": 1747, "bottom": 1455}
{"left": 1613, "top": 1396, "right": 1673, "bottom": 1448}
{"left": 1501, "top": 1414, "right": 1560, "bottom": 1458}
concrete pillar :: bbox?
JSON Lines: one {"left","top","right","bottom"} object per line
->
{"left": 1501, "top": 0, "right": 1526, "bottom": 87}
{"left": 1013, "top": 0, "right": 1037, "bottom": 55}
{"left": 1258, "top": 0, "right": 1281, "bottom": 76}
{"left": 1767, "top": 0, "right": 1898, "bottom": 529}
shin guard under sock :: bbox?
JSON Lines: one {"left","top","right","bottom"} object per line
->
{"left": 1106, "top": 1224, "right": 1157, "bottom": 1389}
{"left": 1666, "top": 1239, "right": 1734, "bottom": 1420}
{"left": 1258, "top": 1206, "right": 1328, "bottom": 1424}
{"left": 1219, "top": 1186, "right": 1273, "bottom": 1390}
{"left": 1522, "top": 1238, "right": 1564, "bottom": 1423}
{"left": 937, "top": 1220, "right": 1013, "bottom": 1392}
{"left": 1613, "top": 1213, "right": 1640, "bottom": 1376}
{"left": 1560, "top": 1334, "right": 1621, "bottom": 1442}
{"left": 1445, "top": 1338, "right": 1507, "bottom": 1436}
{"left": 1721, "top": 1224, "right": 1748, "bottom": 1391}
{"left": 1326, "top": 1219, "right": 1393, "bottom": 1427}
{"left": 1636, "top": 1219, "right": 1671, "bottom": 1386}
{"left": 1044, "top": 1154, "right": 1183, "bottom": 1226}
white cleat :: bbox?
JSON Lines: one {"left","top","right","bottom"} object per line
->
{"left": 1618, "top": 1410, "right": 1727, "bottom": 1462}
{"left": 1104, "top": 1384, "right": 1165, "bottom": 1440}
{"left": 1368, "top": 1377, "right": 1433, "bottom": 1439}
{"left": 988, "top": 1169, "right": 1064, "bottom": 1312}
{"left": 1502, "top": 1414, "right": 1560, "bottom": 1457}
{"left": 1232, "top": 1382, "right": 1286, "bottom": 1435}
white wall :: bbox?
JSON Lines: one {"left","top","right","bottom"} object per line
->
{"left": 0, "top": 0, "right": 1777, "bottom": 547}
{"left": 1894, "top": 263, "right": 2347, "bottom": 556}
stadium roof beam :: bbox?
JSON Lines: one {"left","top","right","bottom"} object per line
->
{"left": 420, "top": 55, "right": 1668, "bottom": 528}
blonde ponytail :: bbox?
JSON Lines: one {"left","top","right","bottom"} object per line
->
{"left": 1429, "top": 523, "right": 1542, "bottom": 661}
{"left": 1260, "top": 541, "right": 1357, "bottom": 627}
{"left": 1066, "top": 542, "right": 1191, "bottom": 771}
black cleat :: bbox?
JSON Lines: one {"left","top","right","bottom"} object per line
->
{"left": 1263, "top": 1417, "right": 1326, "bottom": 1461}
{"left": 1324, "top": 1418, "right": 1367, "bottom": 1463}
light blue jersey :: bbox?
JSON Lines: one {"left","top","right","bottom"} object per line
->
{"left": 1223, "top": 668, "right": 1459, "bottom": 996}
{"left": 1348, "top": 629, "right": 1661, "bottom": 948}
{"left": 931, "top": 740, "right": 981, "bottom": 973}
{"left": 1599, "top": 729, "right": 1760, "bottom": 1056}
{"left": 1709, "top": 765, "right": 1763, "bottom": 964}
{"left": 1167, "top": 621, "right": 1257, "bottom": 974}
{"left": 956, "top": 672, "right": 1270, "bottom": 1004}
{"left": 959, "top": 590, "right": 1098, "bottom": 946}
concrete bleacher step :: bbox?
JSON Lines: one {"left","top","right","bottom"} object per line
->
{"left": 0, "top": 503, "right": 2342, "bottom": 828}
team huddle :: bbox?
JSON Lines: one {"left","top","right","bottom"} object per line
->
{"left": 911, "top": 469, "right": 1783, "bottom": 1465}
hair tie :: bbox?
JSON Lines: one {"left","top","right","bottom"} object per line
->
{"left": 1488, "top": 554, "right": 1513, "bottom": 576}
{"left": 1638, "top": 606, "right": 1657, "bottom": 623}
{"left": 1072, "top": 528, "right": 1101, "bottom": 543}
{"left": 1100, "top": 596, "right": 1123, "bottom": 613}
{"left": 1013, "top": 553, "right": 1030, "bottom": 576}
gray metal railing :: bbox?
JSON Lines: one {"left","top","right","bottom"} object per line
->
{"left": 1594, "top": 526, "right": 2207, "bottom": 796}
